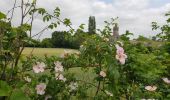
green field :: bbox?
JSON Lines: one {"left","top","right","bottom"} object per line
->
{"left": 22, "top": 47, "right": 78, "bottom": 57}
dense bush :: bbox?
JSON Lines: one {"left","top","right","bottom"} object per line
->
{"left": 1, "top": 0, "right": 170, "bottom": 99}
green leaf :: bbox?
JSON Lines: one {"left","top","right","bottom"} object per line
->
{"left": 0, "top": 12, "right": 6, "bottom": 19}
{"left": 0, "top": 80, "right": 12, "bottom": 96}
{"left": 10, "top": 89, "right": 30, "bottom": 100}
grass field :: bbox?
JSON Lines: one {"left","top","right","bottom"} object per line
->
{"left": 22, "top": 47, "right": 78, "bottom": 57}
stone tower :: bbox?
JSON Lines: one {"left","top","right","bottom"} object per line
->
{"left": 113, "top": 23, "right": 119, "bottom": 40}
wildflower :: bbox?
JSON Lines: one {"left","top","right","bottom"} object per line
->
{"left": 99, "top": 71, "right": 106, "bottom": 78}
{"left": 35, "top": 83, "right": 46, "bottom": 95}
{"left": 24, "top": 76, "right": 31, "bottom": 83}
{"left": 145, "top": 85, "right": 157, "bottom": 92}
{"left": 115, "top": 53, "right": 127, "bottom": 64}
{"left": 105, "top": 90, "right": 113, "bottom": 97}
{"left": 68, "top": 82, "right": 78, "bottom": 92}
{"left": 115, "top": 44, "right": 124, "bottom": 55}
{"left": 104, "top": 38, "right": 109, "bottom": 42}
{"left": 55, "top": 73, "right": 66, "bottom": 82}
{"left": 115, "top": 44, "right": 127, "bottom": 64}
{"left": 162, "top": 77, "right": 170, "bottom": 84}
{"left": 54, "top": 61, "right": 63, "bottom": 72}
{"left": 33, "top": 62, "right": 45, "bottom": 73}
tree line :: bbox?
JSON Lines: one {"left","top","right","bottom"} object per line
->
{"left": 25, "top": 16, "right": 96, "bottom": 49}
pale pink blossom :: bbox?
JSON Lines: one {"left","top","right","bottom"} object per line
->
{"left": 115, "top": 44, "right": 124, "bottom": 55}
{"left": 105, "top": 90, "right": 113, "bottom": 97}
{"left": 33, "top": 62, "right": 45, "bottom": 73}
{"left": 100, "top": 71, "right": 106, "bottom": 78}
{"left": 24, "top": 76, "right": 31, "bottom": 83}
{"left": 115, "top": 44, "right": 127, "bottom": 64}
{"left": 55, "top": 73, "right": 66, "bottom": 82}
{"left": 162, "top": 77, "right": 170, "bottom": 84}
{"left": 145, "top": 85, "right": 157, "bottom": 92}
{"left": 35, "top": 83, "right": 46, "bottom": 95}
{"left": 45, "top": 95, "right": 52, "bottom": 100}
{"left": 54, "top": 61, "right": 63, "bottom": 72}
{"left": 116, "top": 53, "right": 127, "bottom": 64}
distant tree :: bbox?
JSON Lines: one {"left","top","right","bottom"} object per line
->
{"left": 51, "top": 31, "right": 72, "bottom": 48}
{"left": 137, "top": 35, "right": 150, "bottom": 41}
{"left": 88, "top": 16, "right": 96, "bottom": 34}
{"left": 41, "top": 38, "right": 53, "bottom": 48}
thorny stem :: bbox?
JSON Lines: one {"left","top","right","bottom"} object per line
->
{"left": 95, "top": 59, "right": 102, "bottom": 96}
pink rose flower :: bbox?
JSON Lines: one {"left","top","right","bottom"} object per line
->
{"left": 115, "top": 44, "right": 127, "bottom": 64}
{"left": 116, "top": 53, "right": 127, "bottom": 64}
{"left": 55, "top": 73, "right": 66, "bottom": 82}
{"left": 162, "top": 77, "right": 170, "bottom": 84}
{"left": 33, "top": 62, "right": 45, "bottom": 73}
{"left": 145, "top": 85, "right": 157, "bottom": 92}
{"left": 35, "top": 83, "right": 46, "bottom": 95}
{"left": 54, "top": 61, "right": 63, "bottom": 72}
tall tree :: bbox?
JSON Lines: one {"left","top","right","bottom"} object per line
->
{"left": 88, "top": 16, "right": 96, "bottom": 34}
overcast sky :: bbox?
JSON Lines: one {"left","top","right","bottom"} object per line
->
{"left": 0, "top": 0, "right": 170, "bottom": 39}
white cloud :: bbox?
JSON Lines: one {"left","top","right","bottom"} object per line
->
{"left": 0, "top": 0, "right": 170, "bottom": 39}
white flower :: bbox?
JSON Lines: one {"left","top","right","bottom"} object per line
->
{"left": 68, "top": 82, "right": 78, "bottom": 92}
{"left": 104, "top": 38, "right": 109, "bottom": 42}
{"left": 162, "top": 77, "right": 170, "bottom": 84}
{"left": 45, "top": 95, "right": 52, "bottom": 100}
{"left": 105, "top": 90, "right": 113, "bottom": 97}
{"left": 99, "top": 71, "right": 106, "bottom": 78}
{"left": 33, "top": 62, "right": 46, "bottom": 73}
{"left": 24, "top": 76, "right": 31, "bottom": 83}
{"left": 54, "top": 61, "right": 63, "bottom": 72}
{"left": 35, "top": 83, "right": 46, "bottom": 95}
{"left": 80, "top": 45, "right": 84, "bottom": 48}
{"left": 55, "top": 73, "right": 66, "bottom": 82}
{"left": 145, "top": 85, "right": 157, "bottom": 92}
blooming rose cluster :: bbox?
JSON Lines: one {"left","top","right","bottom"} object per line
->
{"left": 115, "top": 44, "right": 127, "bottom": 64}
{"left": 54, "top": 61, "right": 66, "bottom": 82}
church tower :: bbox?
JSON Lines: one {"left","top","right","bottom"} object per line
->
{"left": 113, "top": 23, "right": 119, "bottom": 40}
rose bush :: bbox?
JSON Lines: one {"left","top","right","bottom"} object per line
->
{"left": 0, "top": 0, "right": 170, "bottom": 100}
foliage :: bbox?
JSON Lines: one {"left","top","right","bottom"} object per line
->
{"left": 0, "top": 0, "right": 170, "bottom": 99}
{"left": 88, "top": 16, "right": 96, "bottom": 34}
